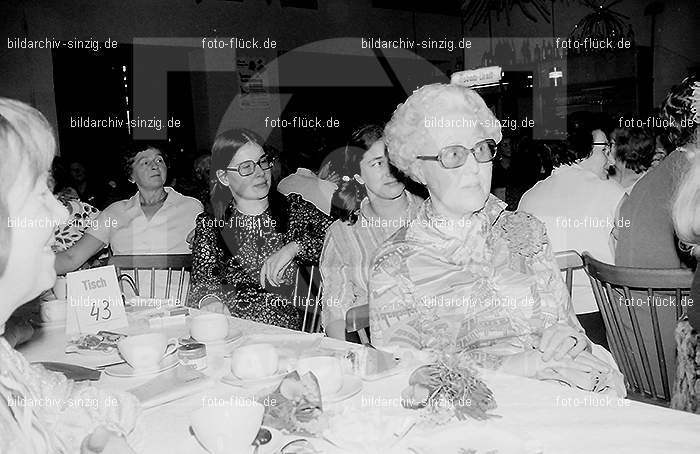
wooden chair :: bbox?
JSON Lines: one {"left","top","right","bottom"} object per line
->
{"left": 293, "top": 265, "right": 323, "bottom": 333}
{"left": 109, "top": 254, "right": 192, "bottom": 303}
{"left": 582, "top": 252, "right": 694, "bottom": 405}
{"left": 554, "top": 250, "right": 584, "bottom": 297}
{"left": 346, "top": 304, "right": 370, "bottom": 345}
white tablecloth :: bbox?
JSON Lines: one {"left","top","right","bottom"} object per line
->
{"left": 19, "top": 316, "right": 700, "bottom": 454}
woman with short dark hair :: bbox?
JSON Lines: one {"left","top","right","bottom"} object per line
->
{"left": 609, "top": 127, "right": 655, "bottom": 194}
{"left": 54, "top": 142, "right": 203, "bottom": 275}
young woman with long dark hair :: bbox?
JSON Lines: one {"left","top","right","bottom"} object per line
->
{"left": 187, "top": 129, "right": 333, "bottom": 330}
{"left": 320, "top": 125, "right": 422, "bottom": 339}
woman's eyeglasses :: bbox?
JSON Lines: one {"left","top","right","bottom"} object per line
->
{"left": 225, "top": 154, "right": 274, "bottom": 177}
{"left": 416, "top": 140, "right": 498, "bottom": 169}
{"left": 138, "top": 156, "right": 166, "bottom": 169}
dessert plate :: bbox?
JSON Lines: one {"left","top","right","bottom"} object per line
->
{"left": 104, "top": 351, "right": 179, "bottom": 378}
{"left": 180, "top": 328, "right": 243, "bottom": 347}
{"left": 221, "top": 361, "right": 292, "bottom": 388}
{"left": 323, "top": 375, "right": 363, "bottom": 404}
{"left": 191, "top": 426, "right": 284, "bottom": 454}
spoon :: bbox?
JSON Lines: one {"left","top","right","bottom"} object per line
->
{"left": 252, "top": 427, "right": 272, "bottom": 454}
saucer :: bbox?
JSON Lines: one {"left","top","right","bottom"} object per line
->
{"left": 221, "top": 369, "right": 288, "bottom": 388}
{"left": 192, "top": 426, "right": 283, "bottom": 454}
{"left": 323, "top": 375, "right": 363, "bottom": 404}
{"left": 181, "top": 328, "right": 243, "bottom": 347}
{"left": 104, "top": 352, "right": 179, "bottom": 378}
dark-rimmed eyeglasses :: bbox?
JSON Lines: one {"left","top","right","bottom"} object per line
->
{"left": 416, "top": 140, "right": 498, "bottom": 168}
{"left": 225, "top": 154, "right": 274, "bottom": 177}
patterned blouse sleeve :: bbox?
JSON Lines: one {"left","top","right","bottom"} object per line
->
{"left": 187, "top": 213, "right": 237, "bottom": 307}
{"left": 285, "top": 193, "right": 334, "bottom": 264}
{"left": 498, "top": 211, "right": 584, "bottom": 333}
{"left": 368, "top": 239, "right": 421, "bottom": 348}
{"left": 319, "top": 224, "right": 355, "bottom": 330}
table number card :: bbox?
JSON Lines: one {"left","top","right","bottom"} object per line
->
{"left": 66, "top": 265, "right": 128, "bottom": 335}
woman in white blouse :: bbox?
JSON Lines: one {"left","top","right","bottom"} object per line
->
{"left": 55, "top": 144, "right": 203, "bottom": 276}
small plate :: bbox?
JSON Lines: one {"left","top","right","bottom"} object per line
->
{"left": 323, "top": 375, "right": 363, "bottom": 404}
{"left": 104, "top": 352, "right": 179, "bottom": 378}
{"left": 221, "top": 369, "right": 289, "bottom": 388}
{"left": 192, "top": 426, "right": 284, "bottom": 454}
{"left": 180, "top": 328, "right": 243, "bottom": 347}
{"left": 361, "top": 355, "right": 412, "bottom": 382}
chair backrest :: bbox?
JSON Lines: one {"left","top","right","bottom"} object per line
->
{"left": 346, "top": 304, "right": 370, "bottom": 345}
{"left": 555, "top": 250, "right": 584, "bottom": 297}
{"left": 109, "top": 254, "right": 192, "bottom": 303}
{"left": 293, "top": 265, "right": 323, "bottom": 333}
{"left": 582, "top": 252, "right": 694, "bottom": 404}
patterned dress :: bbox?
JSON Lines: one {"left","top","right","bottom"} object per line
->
{"left": 369, "top": 197, "right": 579, "bottom": 360}
{"left": 187, "top": 193, "right": 333, "bottom": 330}
{"left": 51, "top": 199, "right": 100, "bottom": 253}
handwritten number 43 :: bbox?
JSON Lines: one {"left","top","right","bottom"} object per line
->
{"left": 90, "top": 300, "right": 112, "bottom": 321}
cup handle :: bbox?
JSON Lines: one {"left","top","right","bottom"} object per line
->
{"left": 164, "top": 338, "right": 179, "bottom": 357}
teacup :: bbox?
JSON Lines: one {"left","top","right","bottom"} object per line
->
{"left": 231, "top": 344, "right": 279, "bottom": 380}
{"left": 117, "top": 333, "right": 177, "bottom": 371}
{"left": 296, "top": 356, "right": 343, "bottom": 396}
{"left": 39, "top": 299, "right": 67, "bottom": 324}
{"left": 190, "top": 313, "right": 228, "bottom": 343}
{"left": 191, "top": 401, "right": 264, "bottom": 454}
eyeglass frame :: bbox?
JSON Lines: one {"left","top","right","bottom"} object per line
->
{"left": 415, "top": 139, "right": 499, "bottom": 168}
{"left": 136, "top": 155, "right": 167, "bottom": 169}
{"left": 224, "top": 154, "right": 275, "bottom": 177}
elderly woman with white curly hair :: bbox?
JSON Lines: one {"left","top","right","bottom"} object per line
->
{"left": 369, "top": 83, "right": 625, "bottom": 396}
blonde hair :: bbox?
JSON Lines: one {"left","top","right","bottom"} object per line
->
{"left": 0, "top": 98, "right": 56, "bottom": 276}
{"left": 673, "top": 150, "right": 700, "bottom": 247}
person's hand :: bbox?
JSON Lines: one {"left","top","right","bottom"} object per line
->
{"left": 502, "top": 348, "right": 610, "bottom": 377}
{"left": 534, "top": 323, "right": 589, "bottom": 361}
{"left": 325, "top": 171, "right": 341, "bottom": 185}
{"left": 260, "top": 242, "right": 298, "bottom": 287}
{"left": 2, "top": 318, "right": 34, "bottom": 348}
{"left": 198, "top": 296, "right": 231, "bottom": 316}
{"left": 186, "top": 229, "right": 195, "bottom": 250}
{"left": 81, "top": 426, "right": 135, "bottom": 454}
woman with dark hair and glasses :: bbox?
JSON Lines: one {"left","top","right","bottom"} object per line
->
{"left": 187, "top": 129, "right": 333, "bottom": 329}
{"left": 320, "top": 125, "right": 422, "bottom": 340}
{"left": 371, "top": 83, "right": 624, "bottom": 396}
